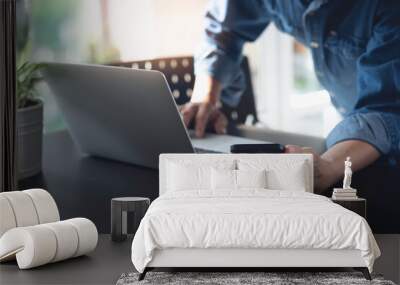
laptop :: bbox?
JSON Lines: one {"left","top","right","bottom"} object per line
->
{"left": 42, "top": 63, "right": 266, "bottom": 169}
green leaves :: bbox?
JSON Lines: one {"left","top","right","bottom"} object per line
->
{"left": 16, "top": 62, "right": 46, "bottom": 109}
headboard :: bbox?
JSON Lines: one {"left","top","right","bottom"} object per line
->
{"left": 159, "top": 154, "right": 314, "bottom": 195}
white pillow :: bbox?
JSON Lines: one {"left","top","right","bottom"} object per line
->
{"left": 211, "top": 169, "right": 267, "bottom": 190}
{"left": 211, "top": 168, "right": 236, "bottom": 190}
{"left": 167, "top": 160, "right": 235, "bottom": 191}
{"left": 236, "top": 169, "right": 267, "bottom": 189}
{"left": 267, "top": 161, "right": 307, "bottom": 191}
{"left": 238, "top": 159, "right": 308, "bottom": 191}
{"left": 167, "top": 162, "right": 209, "bottom": 191}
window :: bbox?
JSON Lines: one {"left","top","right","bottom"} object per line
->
{"left": 245, "top": 24, "right": 341, "bottom": 137}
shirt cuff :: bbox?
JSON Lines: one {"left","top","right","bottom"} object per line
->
{"left": 326, "top": 112, "right": 400, "bottom": 156}
{"left": 194, "top": 43, "right": 242, "bottom": 89}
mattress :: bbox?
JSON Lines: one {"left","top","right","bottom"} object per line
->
{"left": 131, "top": 190, "right": 380, "bottom": 273}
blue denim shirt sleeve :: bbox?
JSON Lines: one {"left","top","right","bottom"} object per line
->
{"left": 327, "top": 2, "right": 400, "bottom": 157}
{"left": 326, "top": 112, "right": 400, "bottom": 156}
{"left": 194, "top": 0, "right": 270, "bottom": 106}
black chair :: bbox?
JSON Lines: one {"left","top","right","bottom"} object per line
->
{"left": 108, "top": 56, "right": 258, "bottom": 125}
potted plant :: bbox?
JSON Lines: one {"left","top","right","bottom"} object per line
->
{"left": 16, "top": 62, "right": 45, "bottom": 179}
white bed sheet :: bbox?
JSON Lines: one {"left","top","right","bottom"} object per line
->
{"left": 131, "top": 190, "right": 380, "bottom": 273}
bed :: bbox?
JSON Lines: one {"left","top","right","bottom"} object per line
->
{"left": 131, "top": 154, "right": 380, "bottom": 280}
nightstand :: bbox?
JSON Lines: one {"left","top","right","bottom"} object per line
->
{"left": 331, "top": 198, "right": 366, "bottom": 219}
{"left": 111, "top": 197, "right": 150, "bottom": 242}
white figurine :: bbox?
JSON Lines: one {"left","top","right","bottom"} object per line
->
{"left": 343, "top": 157, "right": 353, "bottom": 189}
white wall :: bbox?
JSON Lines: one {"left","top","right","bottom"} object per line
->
{"left": 108, "top": 0, "right": 208, "bottom": 61}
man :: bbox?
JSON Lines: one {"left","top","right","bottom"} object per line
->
{"left": 181, "top": 1, "right": 400, "bottom": 198}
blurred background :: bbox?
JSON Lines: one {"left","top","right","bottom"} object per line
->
{"left": 17, "top": 0, "right": 341, "bottom": 137}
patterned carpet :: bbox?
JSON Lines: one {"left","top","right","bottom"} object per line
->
{"left": 117, "top": 271, "right": 396, "bottom": 285}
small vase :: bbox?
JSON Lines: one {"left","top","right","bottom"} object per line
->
{"left": 17, "top": 100, "right": 43, "bottom": 179}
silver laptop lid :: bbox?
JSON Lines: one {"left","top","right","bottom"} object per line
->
{"left": 42, "top": 62, "right": 194, "bottom": 169}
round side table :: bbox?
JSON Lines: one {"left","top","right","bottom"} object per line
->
{"left": 111, "top": 197, "right": 150, "bottom": 242}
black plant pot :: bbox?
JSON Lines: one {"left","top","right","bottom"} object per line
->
{"left": 17, "top": 100, "right": 43, "bottom": 179}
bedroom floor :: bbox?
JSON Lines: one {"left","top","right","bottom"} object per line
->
{"left": 0, "top": 235, "right": 133, "bottom": 285}
{"left": 6, "top": 132, "right": 398, "bottom": 284}
{"left": 1, "top": 235, "right": 398, "bottom": 285}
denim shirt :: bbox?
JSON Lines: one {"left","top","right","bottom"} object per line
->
{"left": 195, "top": 0, "right": 400, "bottom": 161}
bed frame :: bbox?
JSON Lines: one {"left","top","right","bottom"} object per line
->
{"left": 139, "top": 249, "right": 371, "bottom": 280}
{"left": 138, "top": 154, "right": 372, "bottom": 281}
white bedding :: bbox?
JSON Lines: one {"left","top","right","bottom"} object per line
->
{"left": 131, "top": 190, "right": 380, "bottom": 273}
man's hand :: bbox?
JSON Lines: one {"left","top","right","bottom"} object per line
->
{"left": 180, "top": 102, "right": 228, "bottom": 137}
{"left": 180, "top": 74, "right": 228, "bottom": 137}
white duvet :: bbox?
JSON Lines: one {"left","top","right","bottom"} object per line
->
{"left": 131, "top": 190, "right": 380, "bottom": 273}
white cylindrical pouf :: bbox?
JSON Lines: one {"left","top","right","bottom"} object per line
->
{"left": 43, "top": 221, "right": 79, "bottom": 262}
{"left": 23, "top": 189, "right": 60, "bottom": 224}
{"left": 0, "top": 219, "right": 98, "bottom": 269}
{"left": 1, "top": 192, "right": 39, "bottom": 227}
{"left": 67, "top": 218, "right": 98, "bottom": 257}
{"left": 0, "top": 196, "right": 17, "bottom": 237}
{"left": 0, "top": 226, "right": 57, "bottom": 269}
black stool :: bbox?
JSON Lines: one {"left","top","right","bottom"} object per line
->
{"left": 111, "top": 197, "right": 150, "bottom": 242}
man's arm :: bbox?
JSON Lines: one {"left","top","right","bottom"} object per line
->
{"left": 286, "top": 140, "right": 380, "bottom": 192}
{"left": 320, "top": 140, "right": 380, "bottom": 190}
{"left": 183, "top": 0, "right": 270, "bottom": 137}
{"left": 324, "top": 0, "right": 400, "bottom": 181}
{"left": 288, "top": 1, "right": 400, "bottom": 191}
{"left": 322, "top": 140, "right": 380, "bottom": 182}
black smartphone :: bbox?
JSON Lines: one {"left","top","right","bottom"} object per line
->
{"left": 230, "top": 143, "right": 285, "bottom": 154}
